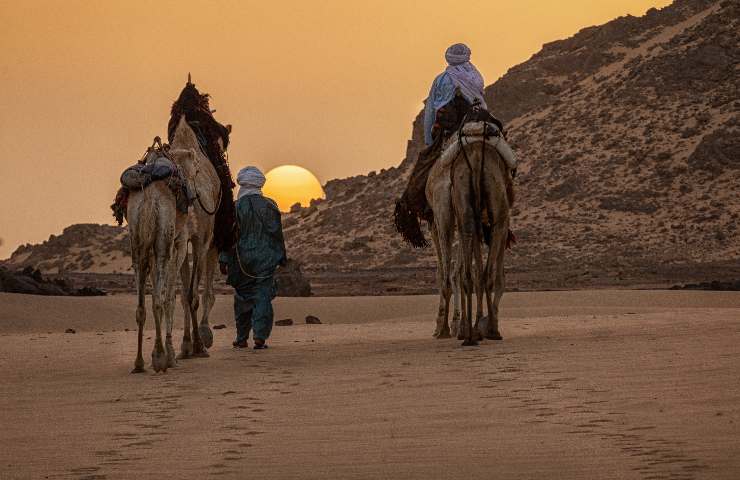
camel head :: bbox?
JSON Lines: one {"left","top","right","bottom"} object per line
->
{"left": 168, "top": 147, "right": 199, "bottom": 180}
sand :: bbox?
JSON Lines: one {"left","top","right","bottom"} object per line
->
{"left": 1, "top": 290, "right": 739, "bottom": 479}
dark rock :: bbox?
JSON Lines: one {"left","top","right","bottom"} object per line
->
{"left": 213, "top": 324, "right": 227, "bottom": 330}
{"left": 75, "top": 286, "right": 107, "bottom": 296}
{"left": 670, "top": 280, "right": 740, "bottom": 291}
{"left": 688, "top": 119, "right": 740, "bottom": 176}
{"left": 275, "top": 319, "right": 293, "bottom": 326}
{"left": 305, "top": 315, "right": 321, "bottom": 324}
{"left": 65, "top": 328, "right": 76, "bottom": 334}
{"left": 275, "top": 260, "right": 312, "bottom": 297}
{"left": 0, "top": 266, "right": 107, "bottom": 296}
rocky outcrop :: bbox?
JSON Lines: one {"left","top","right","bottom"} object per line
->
{"left": 0, "top": 266, "right": 106, "bottom": 296}
{"left": 280, "top": 0, "right": 740, "bottom": 278}
{"left": 4, "top": 224, "right": 129, "bottom": 274}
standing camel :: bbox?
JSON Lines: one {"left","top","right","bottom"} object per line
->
{"left": 127, "top": 146, "right": 197, "bottom": 373}
{"left": 426, "top": 121, "right": 512, "bottom": 346}
{"left": 167, "top": 77, "right": 235, "bottom": 358}
{"left": 169, "top": 115, "right": 223, "bottom": 358}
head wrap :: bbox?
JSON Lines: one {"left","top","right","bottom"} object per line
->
{"left": 444, "top": 43, "right": 486, "bottom": 110}
{"left": 445, "top": 43, "right": 471, "bottom": 66}
{"left": 236, "top": 166, "right": 266, "bottom": 200}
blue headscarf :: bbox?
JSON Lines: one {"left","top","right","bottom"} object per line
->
{"left": 423, "top": 44, "right": 487, "bottom": 145}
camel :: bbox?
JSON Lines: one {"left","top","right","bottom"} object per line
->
{"left": 426, "top": 121, "right": 512, "bottom": 346}
{"left": 127, "top": 145, "right": 197, "bottom": 373}
{"left": 169, "top": 115, "right": 223, "bottom": 358}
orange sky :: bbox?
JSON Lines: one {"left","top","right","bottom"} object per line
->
{"left": 0, "top": 0, "right": 671, "bottom": 258}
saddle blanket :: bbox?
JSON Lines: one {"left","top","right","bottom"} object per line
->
{"left": 459, "top": 121, "right": 518, "bottom": 171}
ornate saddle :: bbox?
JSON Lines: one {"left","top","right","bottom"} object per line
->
{"left": 111, "top": 139, "right": 194, "bottom": 225}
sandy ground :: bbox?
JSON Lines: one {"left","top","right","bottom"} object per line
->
{"left": 1, "top": 290, "right": 739, "bottom": 479}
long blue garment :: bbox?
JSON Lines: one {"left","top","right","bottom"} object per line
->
{"left": 423, "top": 63, "right": 489, "bottom": 145}
{"left": 423, "top": 72, "right": 457, "bottom": 146}
{"left": 219, "top": 194, "right": 287, "bottom": 341}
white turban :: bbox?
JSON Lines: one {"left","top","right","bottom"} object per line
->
{"left": 236, "top": 166, "right": 266, "bottom": 200}
{"left": 445, "top": 43, "right": 471, "bottom": 66}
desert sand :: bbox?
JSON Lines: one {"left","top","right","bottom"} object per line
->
{"left": 1, "top": 290, "right": 739, "bottom": 479}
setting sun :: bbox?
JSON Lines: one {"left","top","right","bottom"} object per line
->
{"left": 263, "top": 165, "right": 325, "bottom": 212}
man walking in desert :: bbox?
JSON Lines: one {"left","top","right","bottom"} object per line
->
{"left": 219, "top": 166, "right": 287, "bottom": 350}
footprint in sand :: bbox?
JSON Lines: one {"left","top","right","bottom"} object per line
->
{"left": 69, "top": 466, "right": 106, "bottom": 480}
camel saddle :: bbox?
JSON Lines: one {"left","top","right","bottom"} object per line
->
{"left": 111, "top": 150, "right": 194, "bottom": 225}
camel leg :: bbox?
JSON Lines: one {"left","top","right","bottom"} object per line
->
{"left": 197, "top": 246, "right": 218, "bottom": 348}
{"left": 150, "top": 251, "right": 169, "bottom": 373}
{"left": 484, "top": 274, "right": 494, "bottom": 338}
{"left": 440, "top": 212, "right": 456, "bottom": 339}
{"left": 455, "top": 228, "right": 476, "bottom": 346}
{"left": 166, "top": 235, "right": 187, "bottom": 367}
{"left": 450, "top": 257, "right": 461, "bottom": 338}
{"left": 460, "top": 236, "right": 477, "bottom": 347}
{"left": 451, "top": 254, "right": 462, "bottom": 339}
{"left": 485, "top": 222, "right": 508, "bottom": 340}
{"left": 472, "top": 240, "right": 485, "bottom": 342}
{"left": 452, "top": 170, "right": 478, "bottom": 346}
{"left": 430, "top": 222, "right": 446, "bottom": 338}
{"left": 131, "top": 259, "right": 148, "bottom": 374}
{"left": 164, "top": 284, "right": 177, "bottom": 368}
{"left": 431, "top": 222, "right": 452, "bottom": 339}
{"left": 481, "top": 153, "right": 508, "bottom": 341}
{"left": 189, "top": 242, "right": 209, "bottom": 358}
{"left": 178, "top": 256, "right": 194, "bottom": 359}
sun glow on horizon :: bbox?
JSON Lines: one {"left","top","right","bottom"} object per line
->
{"left": 263, "top": 165, "right": 325, "bottom": 212}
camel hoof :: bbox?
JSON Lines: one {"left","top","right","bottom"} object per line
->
{"left": 152, "top": 348, "right": 168, "bottom": 373}
{"left": 180, "top": 340, "right": 193, "bottom": 359}
{"left": 433, "top": 326, "right": 452, "bottom": 339}
{"left": 199, "top": 324, "right": 214, "bottom": 348}
{"left": 131, "top": 366, "right": 146, "bottom": 374}
{"left": 461, "top": 339, "right": 479, "bottom": 347}
{"left": 166, "top": 345, "right": 177, "bottom": 367}
{"left": 192, "top": 341, "right": 209, "bottom": 358}
{"left": 485, "top": 331, "right": 503, "bottom": 340}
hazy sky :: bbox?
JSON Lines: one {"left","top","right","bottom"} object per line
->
{"left": 0, "top": 0, "right": 671, "bottom": 258}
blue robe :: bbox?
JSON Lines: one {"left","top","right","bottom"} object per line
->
{"left": 219, "top": 194, "right": 287, "bottom": 342}
{"left": 423, "top": 72, "right": 457, "bottom": 146}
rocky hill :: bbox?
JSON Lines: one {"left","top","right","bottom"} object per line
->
{"left": 5, "top": 224, "right": 130, "bottom": 274}
{"left": 280, "top": 0, "right": 739, "bottom": 289}
{"left": 3, "top": 0, "right": 738, "bottom": 293}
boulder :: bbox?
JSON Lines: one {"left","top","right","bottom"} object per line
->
{"left": 275, "top": 260, "right": 312, "bottom": 297}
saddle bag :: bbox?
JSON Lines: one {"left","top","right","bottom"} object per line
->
{"left": 120, "top": 156, "right": 176, "bottom": 189}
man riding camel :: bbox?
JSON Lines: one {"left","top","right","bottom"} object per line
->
{"left": 394, "top": 43, "right": 514, "bottom": 248}
{"left": 423, "top": 43, "right": 490, "bottom": 147}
